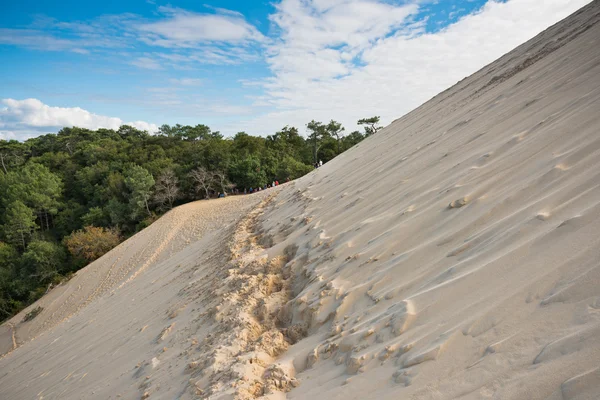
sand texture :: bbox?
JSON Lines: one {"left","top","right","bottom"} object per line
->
{"left": 2, "top": 2, "right": 600, "bottom": 399}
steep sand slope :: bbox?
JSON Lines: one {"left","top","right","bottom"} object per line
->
{"left": 249, "top": 3, "right": 600, "bottom": 399}
{"left": 2, "top": 2, "right": 600, "bottom": 399}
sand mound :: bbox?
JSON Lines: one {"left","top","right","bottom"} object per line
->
{"left": 0, "top": 194, "right": 272, "bottom": 399}
{"left": 2, "top": 2, "right": 600, "bottom": 399}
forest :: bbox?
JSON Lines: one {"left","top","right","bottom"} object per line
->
{"left": 0, "top": 117, "right": 381, "bottom": 320}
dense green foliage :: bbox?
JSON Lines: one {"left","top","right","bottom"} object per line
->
{"left": 0, "top": 117, "right": 380, "bottom": 320}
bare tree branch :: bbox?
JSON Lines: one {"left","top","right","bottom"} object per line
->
{"left": 189, "top": 167, "right": 214, "bottom": 199}
{"left": 213, "top": 171, "right": 234, "bottom": 195}
{"left": 153, "top": 169, "right": 180, "bottom": 210}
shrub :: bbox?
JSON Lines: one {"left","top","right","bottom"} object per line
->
{"left": 277, "top": 156, "right": 313, "bottom": 181}
{"left": 64, "top": 226, "right": 121, "bottom": 262}
{"left": 22, "top": 306, "right": 43, "bottom": 322}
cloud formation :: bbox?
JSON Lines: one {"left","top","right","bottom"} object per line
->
{"left": 229, "top": 0, "right": 591, "bottom": 135}
{"left": 0, "top": 28, "right": 91, "bottom": 54}
{"left": 129, "top": 56, "right": 164, "bottom": 70}
{"left": 268, "top": 0, "right": 419, "bottom": 80}
{"left": 0, "top": 98, "right": 158, "bottom": 140}
{"left": 0, "top": 6, "right": 264, "bottom": 66}
{"left": 0, "top": 0, "right": 593, "bottom": 140}
{"left": 169, "top": 78, "right": 203, "bottom": 86}
{"left": 138, "top": 6, "right": 265, "bottom": 47}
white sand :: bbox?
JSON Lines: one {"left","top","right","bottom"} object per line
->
{"left": 2, "top": 2, "right": 600, "bottom": 399}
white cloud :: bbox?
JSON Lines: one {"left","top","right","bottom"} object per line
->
{"left": 132, "top": 7, "right": 265, "bottom": 66}
{"left": 207, "top": 104, "right": 255, "bottom": 116}
{"left": 138, "top": 6, "right": 265, "bottom": 47}
{"left": 169, "top": 78, "right": 203, "bottom": 86}
{"left": 1, "top": 99, "right": 121, "bottom": 128}
{"left": 267, "top": 0, "right": 419, "bottom": 81}
{"left": 228, "top": 0, "right": 591, "bottom": 136}
{"left": 1, "top": 8, "right": 264, "bottom": 67}
{"left": 202, "top": 5, "right": 245, "bottom": 18}
{"left": 139, "top": 45, "right": 260, "bottom": 68}
{"left": 0, "top": 15, "right": 131, "bottom": 53}
{"left": 0, "top": 28, "right": 89, "bottom": 53}
{"left": 129, "top": 56, "right": 163, "bottom": 70}
{"left": 0, "top": 131, "right": 19, "bottom": 141}
{"left": 128, "top": 120, "right": 159, "bottom": 132}
{"left": 0, "top": 98, "right": 158, "bottom": 141}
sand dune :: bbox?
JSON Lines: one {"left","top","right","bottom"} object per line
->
{"left": 0, "top": 194, "right": 272, "bottom": 398}
{"left": 2, "top": 2, "right": 600, "bottom": 399}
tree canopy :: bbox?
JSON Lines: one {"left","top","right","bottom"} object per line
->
{"left": 0, "top": 116, "right": 379, "bottom": 320}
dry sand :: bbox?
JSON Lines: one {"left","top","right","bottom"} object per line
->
{"left": 2, "top": 2, "right": 600, "bottom": 399}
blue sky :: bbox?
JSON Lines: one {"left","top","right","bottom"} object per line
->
{"left": 0, "top": 0, "right": 590, "bottom": 140}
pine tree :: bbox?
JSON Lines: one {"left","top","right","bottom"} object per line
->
{"left": 3, "top": 201, "right": 37, "bottom": 249}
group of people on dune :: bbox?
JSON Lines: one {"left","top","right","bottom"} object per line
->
{"left": 242, "top": 177, "right": 289, "bottom": 195}
{"left": 218, "top": 159, "right": 323, "bottom": 198}
{"left": 216, "top": 177, "right": 291, "bottom": 198}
